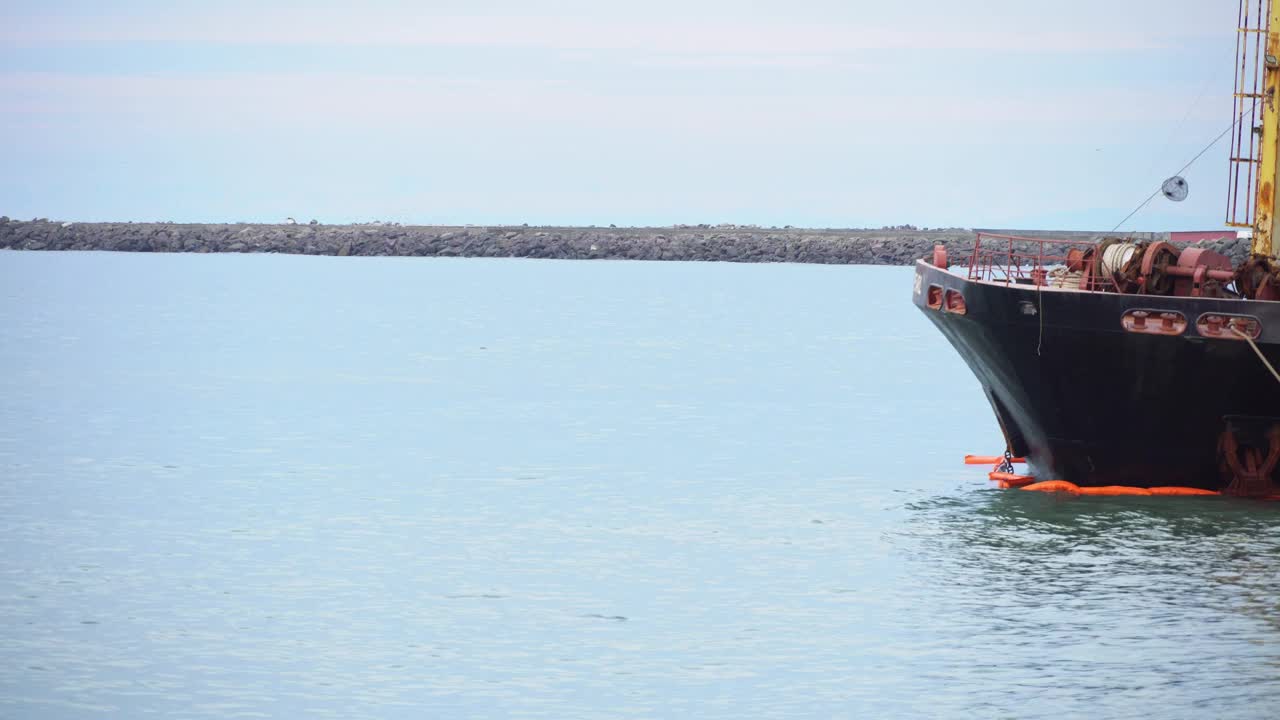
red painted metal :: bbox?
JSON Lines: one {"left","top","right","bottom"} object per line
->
{"left": 1121, "top": 309, "right": 1187, "bottom": 336}
{"left": 932, "top": 244, "right": 948, "bottom": 269}
{"left": 1196, "top": 313, "right": 1262, "bottom": 339}
{"left": 1138, "top": 241, "right": 1180, "bottom": 294}
{"left": 1171, "top": 247, "right": 1235, "bottom": 296}
{"left": 943, "top": 289, "right": 967, "bottom": 315}
{"left": 1065, "top": 247, "right": 1087, "bottom": 272}
{"left": 1238, "top": 255, "right": 1280, "bottom": 299}
{"left": 1220, "top": 425, "right": 1280, "bottom": 497}
{"left": 926, "top": 285, "right": 943, "bottom": 310}
{"left": 966, "top": 233, "right": 1123, "bottom": 292}
{"left": 1170, "top": 230, "right": 1239, "bottom": 243}
{"left": 965, "top": 233, "right": 1245, "bottom": 298}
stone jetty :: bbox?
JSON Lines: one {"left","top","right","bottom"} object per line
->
{"left": 0, "top": 217, "right": 1252, "bottom": 267}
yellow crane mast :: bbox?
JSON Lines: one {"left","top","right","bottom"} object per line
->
{"left": 1229, "top": 0, "right": 1280, "bottom": 259}
{"left": 1254, "top": 0, "right": 1280, "bottom": 256}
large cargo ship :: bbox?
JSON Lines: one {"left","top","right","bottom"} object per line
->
{"left": 915, "top": 0, "right": 1280, "bottom": 495}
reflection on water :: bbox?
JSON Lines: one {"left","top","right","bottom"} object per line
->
{"left": 896, "top": 492, "right": 1280, "bottom": 718}
{"left": 0, "top": 252, "right": 1278, "bottom": 719}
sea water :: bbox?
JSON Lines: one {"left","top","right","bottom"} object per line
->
{"left": 1, "top": 251, "right": 1278, "bottom": 719}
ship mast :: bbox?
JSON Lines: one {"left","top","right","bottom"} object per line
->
{"left": 1255, "top": 0, "right": 1280, "bottom": 256}
{"left": 1229, "top": 0, "right": 1280, "bottom": 258}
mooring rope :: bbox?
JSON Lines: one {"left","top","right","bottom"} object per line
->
{"left": 1036, "top": 280, "right": 1044, "bottom": 356}
{"left": 1231, "top": 325, "right": 1280, "bottom": 385}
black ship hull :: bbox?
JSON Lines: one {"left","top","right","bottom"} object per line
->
{"left": 914, "top": 260, "right": 1280, "bottom": 490}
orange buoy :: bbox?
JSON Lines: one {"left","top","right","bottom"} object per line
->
{"left": 965, "top": 455, "right": 1027, "bottom": 465}
{"left": 1148, "top": 487, "right": 1221, "bottom": 496}
{"left": 1078, "top": 485, "right": 1152, "bottom": 496}
{"left": 1021, "top": 480, "right": 1080, "bottom": 493}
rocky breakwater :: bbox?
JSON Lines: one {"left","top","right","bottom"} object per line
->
{"left": 0, "top": 218, "right": 978, "bottom": 265}
{"left": 0, "top": 218, "right": 1252, "bottom": 267}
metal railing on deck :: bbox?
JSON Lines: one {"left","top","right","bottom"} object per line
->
{"left": 965, "top": 232, "right": 1121, "bottom": 293}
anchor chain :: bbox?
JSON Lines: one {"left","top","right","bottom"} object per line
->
{"left": 996, "top": 450, "right": 1016, "bottom": 475}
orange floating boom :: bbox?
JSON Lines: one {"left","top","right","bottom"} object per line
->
{"left": 1079, "top": 486, "right": 1153, "bottom": 496}
{"left": 965, "top": 455, "right": 1027, "bottom": 465}
{"left": 1021, "top": 480, "right": 1080, "bottom": 493}
{"left": 968, "top": 456, "right": 1229, "bottom": 497}
{"left": 1020, "top": 481, "right": 1223, "bottom": 496}
{"left": 988, "top": 471, "right": 1035, "bottom": 488}
{"left": 1149, "top": 487, "right": 1221, "bottom": 496}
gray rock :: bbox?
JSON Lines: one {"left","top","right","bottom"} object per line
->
{"left": 11, "top": 221, "right": 1233, "bottom": 269}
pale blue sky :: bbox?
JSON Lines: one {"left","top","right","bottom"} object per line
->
{"left": 0, "top": 1, "right": 1249, "bottom": 229}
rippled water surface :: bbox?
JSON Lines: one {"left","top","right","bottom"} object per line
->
{"left": 2, "top": 251, "right": 1279, "bottom": 719}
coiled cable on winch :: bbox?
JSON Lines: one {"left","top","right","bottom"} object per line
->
{"left": 1094, "top": 240, "right": 1183, "bottom": 295}
{"left": 1099, "top": 241, "right": 1139, "bottom": 277}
